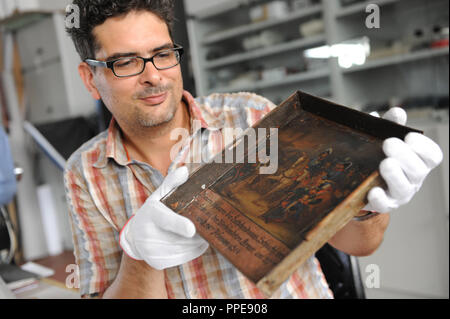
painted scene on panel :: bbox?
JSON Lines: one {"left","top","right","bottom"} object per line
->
{"left": 211, "top": 110, "right": 385, "bottom": 249}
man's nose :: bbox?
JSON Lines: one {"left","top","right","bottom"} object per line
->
{"left": 138, "top": 60, "right": 162, "bottom": 86}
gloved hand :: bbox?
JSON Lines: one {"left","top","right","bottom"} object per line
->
{"left": 120, "top": 166, "right": 209, "bottom": 269}
{"left": 364, "top": 107, "right": 443, "bottom": 213}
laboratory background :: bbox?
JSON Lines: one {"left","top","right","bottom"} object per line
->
{"left": 0, "top": 0, "right": 448, "bottom": 299}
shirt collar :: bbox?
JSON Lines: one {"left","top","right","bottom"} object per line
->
{"left": 93, "top": 90, "right": 209, "bottom": 169}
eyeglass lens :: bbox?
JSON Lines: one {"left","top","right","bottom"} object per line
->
{"left": 113, "top": 50, "right": 180, "bottom": 77}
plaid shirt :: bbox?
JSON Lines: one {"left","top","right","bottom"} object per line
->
{"left": 64, "top": 91, "right": 333, "bottom": 299}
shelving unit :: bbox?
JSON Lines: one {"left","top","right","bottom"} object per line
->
{"left": 186, "top": 0, "right": 329, "bottom": 104}
{"left": 343, "top": 46, "right": 449, "bottom": 74}
{"left": 0, "top": 11, "right": 49, "bottom": 31}
{"left": 329, "top": 0, "right": 448, "bottom": 109}
{"left": 214, "top": 67, "right": 329, "bottom": 93}
{"left": 205, "top": 34, "right": 326, "bottom": 69}
{"left": 185, "top": 0, "right": 448, "bottom": 108}
{"left": 183, "top": 0, "right": 242, "bottom": 20}
{"left": 335, "top": 0, "right": 400, "bottom": 18}
{"left": 202, "top": 4, "right": 323, "bottom": 44}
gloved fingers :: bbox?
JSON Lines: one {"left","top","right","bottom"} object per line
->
{"left": 379, "top": 158, "right": 415, "bottom": 201}
{"left": 150, "top": 200, "right": 196, "bottom": 238}
{"left": 150, "top": 166, "right": 189, "bottom": 201}
{"left": 381, "top": 107, "right": 408, "bottom": 125}
{"left": 136, "top": 235, "right": 208, "bottom": 255}
{"left": 366, "top": 186, "right": 396, "bottom": 213}
{"left": 119, "top": 217, "right": 143, "bottom": 261}
{"left": 383, "top": 138, "right": 429, "bottom": 185}
{"left": 405, "top": 133, "right": 444, "bottom": 170}
{"left": 138, "top": 240, "right": 209, "bottom": 270}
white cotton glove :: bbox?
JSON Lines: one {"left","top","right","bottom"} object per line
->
{"left": 364, "top": 107, "right": 444, "bottom": 213}
{"left": 119, "top": 166, "right": 209, "bottom": 270}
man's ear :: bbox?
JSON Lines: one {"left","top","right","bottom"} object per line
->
{"left": 78, "top": 62, "right": 102, "bottom": 100}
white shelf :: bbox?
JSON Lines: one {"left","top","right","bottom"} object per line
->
{"left": 336, "top": 0, "right": 400, "bottom": 18}
{"left": 343, "top": 47, "right": 449, "bottom": 74}
{"left": 0, "top": 11, "right": 50, "bottom": 31}
{"left": 189, "top": 1, "right": 241, "bottom": 20}
{"left": 211, "top": 68, "right": 329, "bottom": 94}
{"left": 202, "top": 4, "right": 323, "bottom": 45}
{"left": 205, "top": 34, "right": 326, "bottom": 69}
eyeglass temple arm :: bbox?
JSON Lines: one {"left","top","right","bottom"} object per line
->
{"left": 85, "top": 59, "right": 108, "bottom": 68}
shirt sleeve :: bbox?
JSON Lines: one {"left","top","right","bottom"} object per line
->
{"left": 64, "top": 163, "right": 122, "bottom": 298}
{"left": 241, "top": 92, "right": 277, "bottom": 127}
{"left": 195, "top": 92, "right": 277, "bottom": 130}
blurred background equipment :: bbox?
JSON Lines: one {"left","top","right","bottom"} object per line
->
{"left": 0, "top": 124, "right": 17, "bottom": 265}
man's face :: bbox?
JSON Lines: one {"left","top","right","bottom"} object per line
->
{"left": 89, "top": 11, "right": 183, "bottom": 131}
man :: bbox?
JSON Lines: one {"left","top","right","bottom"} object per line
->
{"left": 64, "top": 0, "right": 443, "bottom": 299}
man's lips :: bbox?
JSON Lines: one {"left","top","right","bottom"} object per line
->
{"left": 139, "top": 92, "right": 168, "bottom": 106}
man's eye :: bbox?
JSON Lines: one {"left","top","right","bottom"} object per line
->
{"left": 115, "top": 59, "right": 136, "bottom": 67}
{"left": 157, "top": 51, "right": 172, "bottom": 58}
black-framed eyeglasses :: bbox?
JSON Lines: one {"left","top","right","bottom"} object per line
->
{"left": 85, "top": 45, "right": 184, "bottom": 78}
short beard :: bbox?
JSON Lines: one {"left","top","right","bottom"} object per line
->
{"left": 132, "top": 84, "right": 177, "bottom": 128}
{"left": 134, "top": 102, "right": 177, "bottom": 128}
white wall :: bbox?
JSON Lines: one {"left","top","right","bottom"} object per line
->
{"left": 359, "top": 120, "right": 449, "bottom": 299}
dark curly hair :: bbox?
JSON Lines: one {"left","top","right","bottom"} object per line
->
{"left": 66, "top": 0, "right": 175, "bottom": 61}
